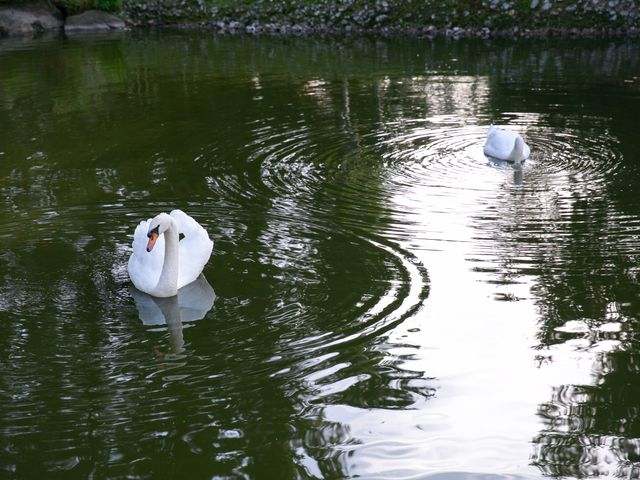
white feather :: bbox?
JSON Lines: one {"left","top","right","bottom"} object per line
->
{"left": 483, "top": 125, "right": 530, "bottom": 162}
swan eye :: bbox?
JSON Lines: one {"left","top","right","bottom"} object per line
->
{"left": 147, "top": 225, "right": 160, "bottom": 238}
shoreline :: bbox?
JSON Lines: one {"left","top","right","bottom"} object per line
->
{"left": 122, "top": 0, "right": 640, "bottom": 39}
{"left": 145, "top": 21, "right": 640, "bottom": 39}
{"left": 1, "top": 0, "right": 639, "bottom": 40}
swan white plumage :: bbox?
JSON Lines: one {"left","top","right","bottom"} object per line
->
{"left": 127, "top": 210, "right": 213, "bottom": 298}
{"left": 483, "top": 125, "right": 530, "bottom": 165}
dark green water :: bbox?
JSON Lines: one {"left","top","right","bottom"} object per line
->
{"left": 1, "top": 31, "right": 640, "bottom": 479}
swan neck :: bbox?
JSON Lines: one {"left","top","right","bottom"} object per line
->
{"left": 155, "top": 220, "right": 179, "bottom": 297}
{"left": 510, "top": 138, "right": 525, "bottom": 164}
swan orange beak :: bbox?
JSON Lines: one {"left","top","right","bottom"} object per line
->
{"left": 146, "top": 226, "right": 160, "bottom": 252}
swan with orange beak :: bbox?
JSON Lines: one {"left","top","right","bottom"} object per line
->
{"left": 128, "top": 210, "right": 213, "bottom": 298}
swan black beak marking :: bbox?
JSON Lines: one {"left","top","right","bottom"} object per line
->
{"left": 146, "top": 226, "right": 160, "bottom": 252}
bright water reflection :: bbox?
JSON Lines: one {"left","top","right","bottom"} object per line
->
{"left": 130, "top": 274, "right": 216, "bottom": 354}
{"left": 1, "top": 32, "right": 640, "bottom": 478}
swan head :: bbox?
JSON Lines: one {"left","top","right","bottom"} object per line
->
{"left": 146, "top": 212, "right": 173, "bottom": 252}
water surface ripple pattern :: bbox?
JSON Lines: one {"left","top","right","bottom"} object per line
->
{"left": 1, "top": 34, "right": 640, "bottom": 479}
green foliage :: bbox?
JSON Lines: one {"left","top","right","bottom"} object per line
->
{"left": 53, "top": 0, "right": 123, "bottom": 14}
{"left": 94, "top": 0, "right": 121, "bottom": 12}
{"left": 55, "top": 0, "right": 88, "bottom": 14}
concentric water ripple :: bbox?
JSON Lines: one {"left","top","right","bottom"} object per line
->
{"left": 377, "top": 118, "right": 624, "bottom": 186}
{"left": 3, "top": 33, "right": 640, "bottom": 479}
{"left": 181, "top": 108, "right": 434, "bottom": 411}
{"left": 381, "top": 122, "right": 491, "bottom": 178}
{"left": 361, "top": 116, "right": 629, "bottom": 245}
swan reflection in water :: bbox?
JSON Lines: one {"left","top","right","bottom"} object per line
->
{"left": 486, "top": 156, "right": 525, "bottom": 186}
{"left": 129, "top": 274, "right": 216, "bottom": 354}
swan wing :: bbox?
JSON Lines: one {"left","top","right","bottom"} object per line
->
{"left": 484, "top": 127, "right": 518, "bottom": 160}
{"left": 170, "top": 210, "right": 214, "bottom": 289}
{"left": 483, "top": 127, "right": 531, "bottom": 161}
{"left": 127, "top": 218, "right": 165, "bottom": 294}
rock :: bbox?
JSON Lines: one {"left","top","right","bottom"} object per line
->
{"left": 64, "top": 10, "right": 126, "bottom": 33}
{"left": 0, "top": 4, "right": 63, "bottom": 36}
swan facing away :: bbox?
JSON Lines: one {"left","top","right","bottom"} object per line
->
{"left": 483, "top": 126, "right": 530, "bottom": 164}
{"left": 127, "top": 210, "right": 213, "bottom": 298}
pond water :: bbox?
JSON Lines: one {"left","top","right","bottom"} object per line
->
{"left": 1, "top": 31, "right": 640, "bottom": 479}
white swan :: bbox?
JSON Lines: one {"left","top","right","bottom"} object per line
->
{"left": 127, "top": 210, "right": 213, "bottom": 298}
{"left": 483, "top": 125, "right": 530, "bottom": 165}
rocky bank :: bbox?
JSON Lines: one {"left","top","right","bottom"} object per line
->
{"left": 0, "top": 1, "right": 125, "bottom": 36}
{"left": 121, "top": 0, "right": 640, "bottom": 37}
{"left": 1, "top": 0, "right": 639, "bottom": 38}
